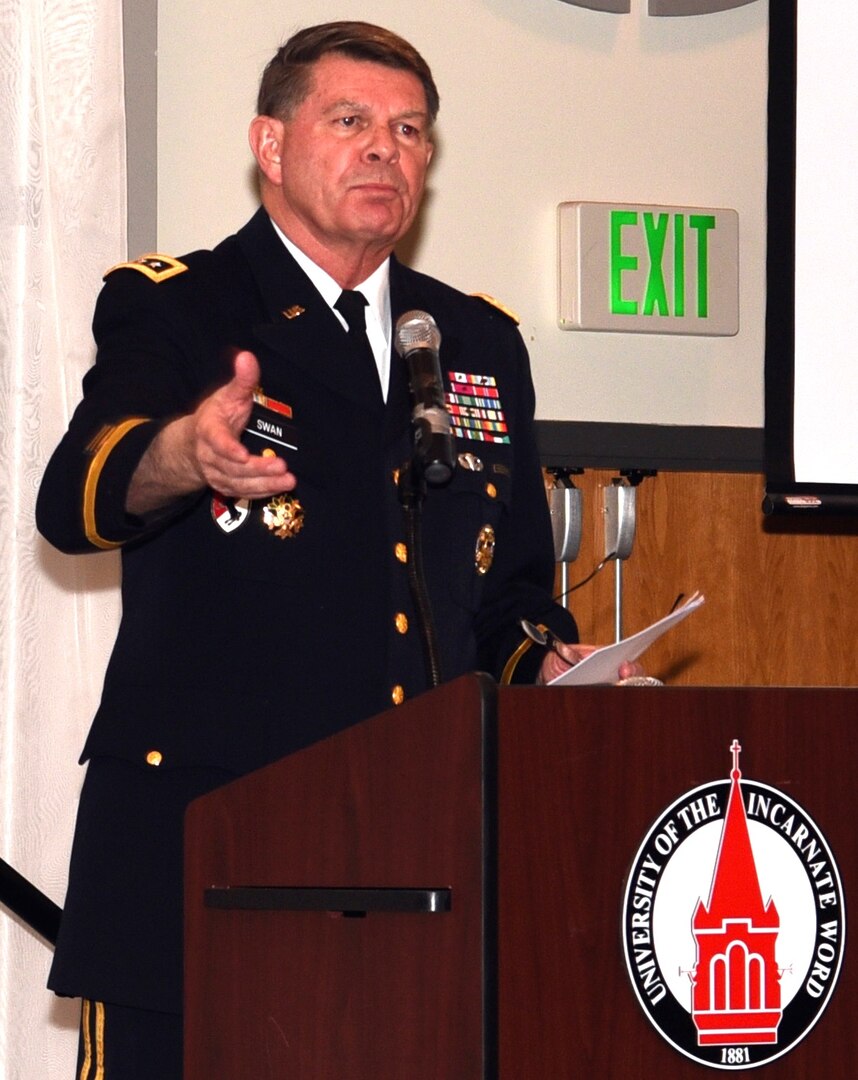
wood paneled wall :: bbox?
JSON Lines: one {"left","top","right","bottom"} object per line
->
{"left": 551, "top": 470, "right": 858, "bottom": 687}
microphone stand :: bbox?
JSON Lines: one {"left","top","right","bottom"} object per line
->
{"left": 397, "top": 456, "right": 444, "bottom": 689}
{"left": 0, "top": 856, "right": 62, "bottom": 946}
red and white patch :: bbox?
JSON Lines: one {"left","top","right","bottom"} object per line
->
{"left": 211, "top": 494, "right": 251, "bottom": 533}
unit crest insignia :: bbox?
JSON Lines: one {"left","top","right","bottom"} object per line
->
{"left": 211, "top": 495, "right": 251, "bottom": 533}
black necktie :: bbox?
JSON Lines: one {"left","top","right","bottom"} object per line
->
{"left": 335, "top": 289, "right": 382, "bottom": 397}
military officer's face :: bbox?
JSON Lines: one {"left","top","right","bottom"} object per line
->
{"left": 256, "top": 53, "right": 434, "bottom": 265}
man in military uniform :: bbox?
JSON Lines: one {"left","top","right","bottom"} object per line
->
{"left": 37, "top": 21, "right": 630, "bottom": 1078}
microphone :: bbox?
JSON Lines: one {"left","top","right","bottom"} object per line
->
{"left": 394, "top": 310, "right": 456, "bottom": 485}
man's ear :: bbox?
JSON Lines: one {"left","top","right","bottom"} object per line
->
{"left": 248, "top": 115, "right": 285, "bottom": 185}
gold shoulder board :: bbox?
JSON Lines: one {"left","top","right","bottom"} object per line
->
{"left": 104, "top": 253, "right": 188, "bottom": 283}
{"left": 471, "top": 292, "right": 520, "bottom": 325}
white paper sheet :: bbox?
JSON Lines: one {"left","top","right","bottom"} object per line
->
{"left": 548, "top": 591, "right": 705, "bottom": 687}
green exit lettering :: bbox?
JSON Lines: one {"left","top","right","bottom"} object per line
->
{"left": 609, "top": 211, "right": 715, "bottom": 318}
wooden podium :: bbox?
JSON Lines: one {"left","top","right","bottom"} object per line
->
{"left": 184, "top": 676, "right": 857, "bottom": 1078}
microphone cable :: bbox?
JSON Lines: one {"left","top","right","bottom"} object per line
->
{"left": 398, "top": 461, "right": 443, "bottom": 688}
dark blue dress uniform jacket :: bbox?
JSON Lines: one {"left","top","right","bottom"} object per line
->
{"left": 36, "top": 208, "right": 578, "bottom": 1013}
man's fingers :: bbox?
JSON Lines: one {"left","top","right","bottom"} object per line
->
{"left": 191, "top": 349, "right": 292, "bottom": 494}
{"left": 209, "top": 350, "right": 260, "bottom": 422}
{"left": 231, "top": 350, "right": 261, "bottom": 393}
{"left": 557, "top": 643, "right": 597, "bottom": 666}
{"left": 194, "top": 350, "right": 262, "bottom": 454}
{"left": 202, "top": 457, "right": 296, "bottom": 500}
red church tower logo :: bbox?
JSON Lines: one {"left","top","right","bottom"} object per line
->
{"left": 622, "top": 739, "right": 845, "bottom": 1070}
{"left": 690, "top": 741, "right": 783, "bottom": 1046}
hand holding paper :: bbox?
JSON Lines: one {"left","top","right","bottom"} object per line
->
{"left": 548, "top": 591, "right": 705, "bottom": 687}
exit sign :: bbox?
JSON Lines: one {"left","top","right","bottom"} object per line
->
{"left": 558, "top": 201, "right": 739, "bottom": 336}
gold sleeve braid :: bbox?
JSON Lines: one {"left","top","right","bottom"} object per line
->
{"left": 83, "top": 418, "right": 151, "bottom": 549}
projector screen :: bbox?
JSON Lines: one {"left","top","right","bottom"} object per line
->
{"left": 765, "top": 0, "right": 858, "bottom": 512}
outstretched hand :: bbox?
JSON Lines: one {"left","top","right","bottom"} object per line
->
{"left": 189, "top": 350, "right": 294, "bottom": 498}
{"left": 126, "top": 351, "right": 295, "bottom": 516}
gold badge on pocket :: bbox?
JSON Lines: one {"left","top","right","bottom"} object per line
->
{"left": 262, "top": 495, "right": 305, "bottom": 539}
{"left": 474, "top": 524, "right": 496, "bottom": 575}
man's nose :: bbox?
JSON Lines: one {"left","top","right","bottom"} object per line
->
{"left": 364, "top": 124, "right": 400, "bottom": 164}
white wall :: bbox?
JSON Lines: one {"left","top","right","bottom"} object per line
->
{"left": 157, "top": 0, "right": 768, "bottom": 429}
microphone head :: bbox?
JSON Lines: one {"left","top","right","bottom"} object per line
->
{"left": 394, "top": 310, "right": 441, "bottom": 356}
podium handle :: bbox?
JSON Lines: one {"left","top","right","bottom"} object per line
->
{"left": 204, "top": 886, "right": 451, "bottom": 915}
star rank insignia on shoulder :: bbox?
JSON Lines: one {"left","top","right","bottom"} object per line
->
{"left": 470, "top": 293, "right": 520, "bottom": 324}
{"left": 103, "top": 253, "right": 189, "bottom": 283}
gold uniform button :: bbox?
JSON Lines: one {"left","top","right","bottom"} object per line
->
{"left": 485, "top": 482, "right": 497, "bottom": 499}
{"left": 394, "top": 542, "right": 408, "bottom": 564}
{"left": 392, "top": 685, "right": 405, "bottom": 706}
{"left": 395, "top": 612, "right": 409, "bottom": 634}
{"left": 146, "top": 750, "right": 163, "bottom": 767}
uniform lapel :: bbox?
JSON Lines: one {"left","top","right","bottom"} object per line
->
{"left": 237, "top": 210, "right": 385, "bottom": 417}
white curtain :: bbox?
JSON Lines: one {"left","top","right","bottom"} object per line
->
{"left": 0, "top": 2, "right": 126, "bottom": 1076}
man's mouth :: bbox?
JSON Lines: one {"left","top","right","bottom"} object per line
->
{"left": 350, "top": 176, "right": 402, "bottom": 195}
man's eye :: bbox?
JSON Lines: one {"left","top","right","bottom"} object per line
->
{"left": 338, "top": 115, "right": 360, "bottom": 129}
{"left": 398, "top": 124, "right": 420, "bottom": 139}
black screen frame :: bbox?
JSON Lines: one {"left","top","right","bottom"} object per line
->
{"left": 763, "top": 1, "right": 858, "bottom": 515}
